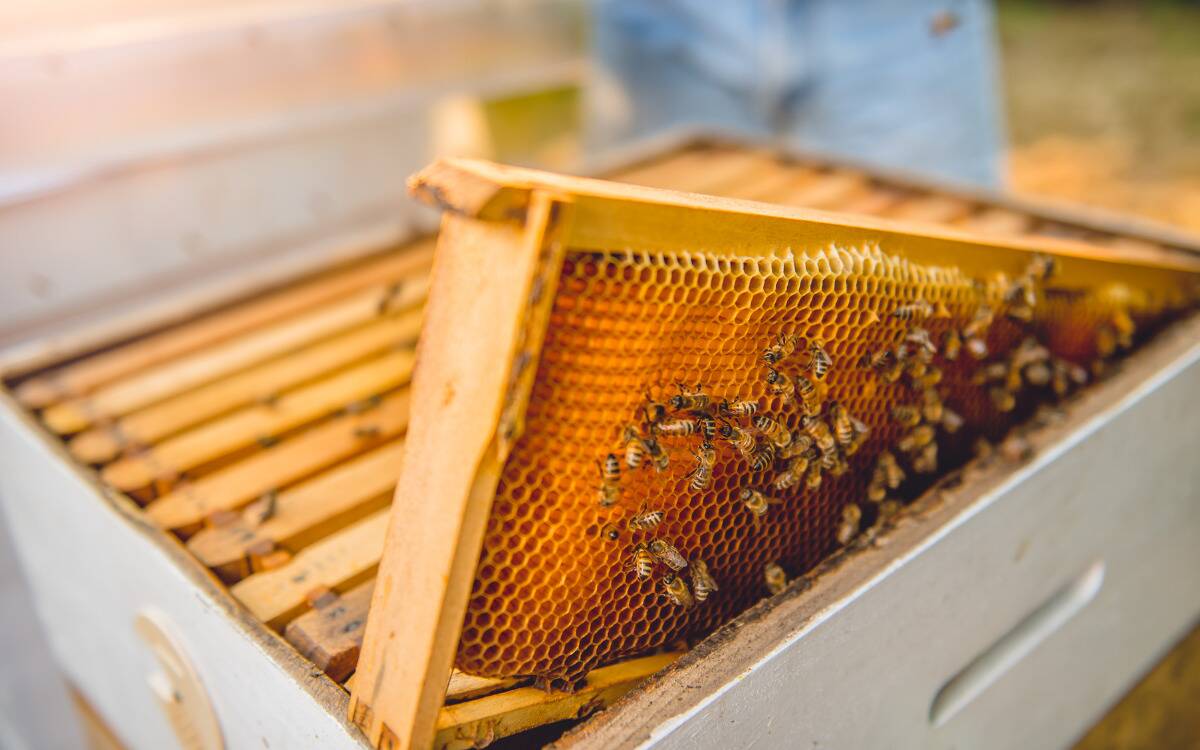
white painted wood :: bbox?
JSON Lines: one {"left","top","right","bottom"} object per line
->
{"left": 0, "top": 395, "right": 369, "bottom": 750}
{"left": 0, "top": 0, "right": 586, "bottom": 351}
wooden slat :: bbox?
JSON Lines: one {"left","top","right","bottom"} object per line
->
{"left": 145, "top": 389, "right": 410, "bottom": 530}
{"left": 883, "top": 195, "right": 976, "bottom": 224}
{"left": 70, "top": 310, "right": 422, "bottom": 464}
{"left": 284, "top": 580, "right": 376, "bottom": 682}
{"left": 231, "top": 509, "right": 390, "bottom": 628}
{"left": 608, "top": 148, "right": 744, "bottom": 191}
{"left": 187, "top": 440, "right": 404, "bottom": 577}
{"left": 287, "top": 580, "right": 521, "bottom": 699}
{"left": 16, "top": 242, "right": 434, "bottom": 409}
{"left": 346, "top": 669, "right": 518, "bottom": 704}
{"left": 710, "top": 163, "right": 826, "bottom": 204}
{"left": 770, "top": 170, "right": 873, "bottom": 210}
{"left": 348, "top": 194, "right": 565, "bottom": 750}
{"left": 41, "top": 274, "right": 428, "bottom": 435}
{"left": 101, "top": 349, "right": 415, "bottom": 491}
{"left": 954, "top": 207, "right": 1037, "bottom": 236}
{"left": 433, "top": 652, "right": 682, "bottom": 750}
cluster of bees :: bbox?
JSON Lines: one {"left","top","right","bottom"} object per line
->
{"left": 594, "top": 252, "right": 1135, "bottom": 607}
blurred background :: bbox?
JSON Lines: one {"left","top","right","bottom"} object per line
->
{"left": 1, "top": 0, "right": 1198, "bottom": 747}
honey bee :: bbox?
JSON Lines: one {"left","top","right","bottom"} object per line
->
{"left": 1025, "top": 253, "right": 1058, "bottom": 281}
{"left": 898, "top": 424, "right": 936, "bottom": 453}
{"left": 750, "top": 442, "right": 776, "bottom": 472}
{"left": 921, "top": 388, "right": 944, "bottom": 424}
{"left": 973, "top": 437, "right": 994, "bottom": 459}
{"left": 941, "top": 407, "right": 964, "bottom": 433}
{"left": 754, "top": 415, "right": 793, "bottom": 451}
{"left": 689, "top": 559, "right": 718, "bottom": 603}
{"left": 1112, "top": 309, "right": 1135, "bottom": 348}
{"left": 943, "top": 329, "right": 962, "bottom": 361}
{"left": 648, "top": 539, "right": 688, "bottom": 571}
{"left": 627, "top": 508, "right": 664, "bottom": 533}
{"left": 904, "top": 358, "right": 929, "bottom": 380}
{"left": 645, "top": 438, "right": 670, "bottom": 472}
{"left": 805, "top": 460, "right": 824, "bottom": 491}
{"left": 905, "top": 327, "right": 937, "bottom": 357}
{"left": 622, "top": 426, "right": 649, "bottom": 470}
{"left": 779, "top": 431, "right": 814, "bottom": 459}
{"left": 719, "top": 422, "right": 757, "bottom": 457}
{"left": 829, "top": 402, "right": 855, "bottom": 448}
{"left": 773, "top": 454, "right": 810, "bottom": 491}
{"left": 687, "top": 443, "right": 716, "bottom": 491}
{"left": 1095, "top": 325, "right": 1118, "bottom": 358}
{"left": 1000, "top": 434, "right": 1034, "bottom": 463}
{"left": 661, "top": 573, "right": 694, "bottom": 607}
{"left": 800, "top": 414, "right": 836, "bottom": 457}
{"left": 1024, "top": 361, "right": 1052, "bottom": 387}
{"left": 697, "top": 415, "right": 718, "bottom": 443}
{"left": 763, "top": 333, "right": 800, "bottom": 365}
{"left": 719, "top": 397, "right": 759, "bottom": 419}
{"left": 912, "top": 441, "right": 938, "bottom": 474}
{"left": 740, "top": 488, "right": 782, "bottom": 522}
{"left": 858, "top": 348, "right": 892, "bottom": 372}
{"left": 1006, "top": 301, "right": 1034, "bottom": 323}
{"left": 807, "top": 340, "right": 833, "bottom": 380}
{"left": 970, "top": 362, "right": 999, "bottom": 387}
{"left": 597, "top": 454, "right": 621, "bottom": 507}
{"left": 845, "top": 416, "right": 871, "bottom": 456}
{"left": 836, "top": 504, "right": 863, "bottom": 546}
{"left": 795, "top": 372, "right": 824, "bottom": 416}
{"left": 764, "top": 562, "right": 788, "bottom": 595}
{"left": 629, "top": 543, "right": 655, "bottom": 579}
{"left": 963, "top": 305, "right": 994, "bottom": 339}
{"left": 670, "top": 384, "right": 710, "bottom": 412}
{"left": 642, "top": 397, "right": 668, "bottom": 426}
{"left": 964, "top": 336, "right": 989, "bottom": 360}
{"left": 867, "top": 481, "right": 886, "bottom": 503}
{"left": 891, "top": 404, "right": 922, "bottom": 427}
{"left": 989, "top": 386, "right": 1016, "bottom": 412}
{"left": 892, "top": 298, "right": 934, "bottom": 321}
{"left": 916, "top": 365, "right": 944, "bottom": 389}
{"left": 765, "top": 368, "right": 796, "bottom": 401}
{"left": 1007, "top": 277, "right": 1037, "bottom": 309}
{"left": 874, "top": 450, "right": 905, "bottom": 490}
{"left": 655, "top": 418, "right": 699, "bottom": 438}
{"left": 1011, "top": 338, "right": 1050, "bottom": 369}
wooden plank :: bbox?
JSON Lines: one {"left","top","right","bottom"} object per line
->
{"left": 346, "top": 669, "right": 518, "bottom": 704}
{"left": 41, "top": 274, "right": 428, "bottom": 435}
{"left": 433, "top": 652, "right": 682, "bottom": 750}
{"left": 16, "top": 243, "right": 433, "bottom": 409}
{"left": 349, "top": 194, "right": 568, "bottom": 750}
{"left": 101, "top": 349, "right": 415, "bottom": 491}
{"left": 287, "top": 580, "right": 520, "bottom": 698}
{"left": 883, "top": 195, "right": 976, "bottom": 224}
{"left": 145, "top": 389, "right": 410, "bottom": 530}
{"left": 608, "top": 147, "right": 749, "bottom": 191}
{"left": 231, "top": 509, "right": 390, "bottom": 628}
{"left": 285, "top": 580, "right": 376, "bottom": 682}
{"left": 770, "top": 170, "right": 873, "bottom": 210}
{"left": 187, "top": 441, "right": 404, "bottom": 579}
{"left": 69, "top": 309, "right": 422, "bottom": 464}
{"left": 954, "top": 207, "right": 1037, "bottom": 236}
{"left": 412, "top": 158, "right": 1200, "bottom": 284}
{"left": 710, "top": 163, "right": 826, "bottom": 204}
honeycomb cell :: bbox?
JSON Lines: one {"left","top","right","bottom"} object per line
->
{"left": 456, "top": 242, "right": 1183, "bottom": 683}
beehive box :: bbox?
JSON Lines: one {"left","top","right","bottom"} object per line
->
{"left": 2, "top": 140, "right": 1199, "bottom": 750}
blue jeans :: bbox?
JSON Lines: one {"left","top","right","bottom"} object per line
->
{"left": 590, "top": 0, "right": 1005, "bottom": 188}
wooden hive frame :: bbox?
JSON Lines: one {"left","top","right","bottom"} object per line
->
{"left": 347, "top": 157, "right": 1200, "bottom": 749}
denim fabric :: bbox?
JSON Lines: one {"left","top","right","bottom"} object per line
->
{"left": 590, "top": 0, "right": 1005, "bottom": 187}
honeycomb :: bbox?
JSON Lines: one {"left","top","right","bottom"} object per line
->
{"left": 455, "top": 239, "right": 1187, "bottom": 684}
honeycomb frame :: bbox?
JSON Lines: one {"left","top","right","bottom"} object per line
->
{"left": 349, "top": 158, "right": 1200, "bottom": 749}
